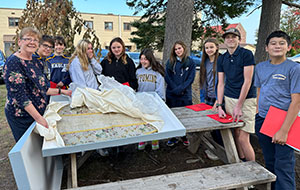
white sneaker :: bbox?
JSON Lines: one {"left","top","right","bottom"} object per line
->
{"left": 205, "top": 149, "right": 219, "bottom": 161}
{"left": 97, "top": 149, "right": 109, "bottom": 157}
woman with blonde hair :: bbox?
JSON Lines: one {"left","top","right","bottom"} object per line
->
{"left": 68, "top": 39, "right": 102, "bottom": 90}
{"left": 101, "top": 37, "right": 138, "bottom": 90}
{"left": 4, "top": 27, "right": 72, "bottom": 142}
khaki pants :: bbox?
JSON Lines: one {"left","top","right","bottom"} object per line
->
{"left": 224, "top": 96, "right": 256, "bottom": 133}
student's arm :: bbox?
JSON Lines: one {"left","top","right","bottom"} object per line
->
{"left": 256, "top": 88, "right": 260, "bottom": 113}
{"left": 273, "top": 93, "right": 300, "bottom": 145}
{"left": 171, "top": 60, "right": 196, "bottom": 95}
{"left": 90, "top": 58, "right": 102, "bottom": 75}
{"left": 127, "top": 59, "right": 138, "bottom": 90}
{"left": 164, "top": 61, "right": 177, "bottom": 90}
{"left": 155, "top": 73, "right": 166, "bottom": 101}
{"left": 217, "top": 72, "right": 226, "bottom": 118}
{"left": 46, "top": 88, "right": 72, "bottom": 97}
{"left": 232, "top": 65, "right": 254, "bottom": 122}
{"left": 61, "top": 71, "right": 72, "bottom": 87}
{"left": 69, "top": 58, "right": 87, "bottom": 88}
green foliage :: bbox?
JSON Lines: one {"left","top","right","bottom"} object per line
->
{"left": 126, "top": 0, "right": 255, "bottom": 50}
{"left": 15, "top": 0, "right": 101, "bottom": 56}
{"left": 280, "top": 7, "right": 300, "bottom": 56}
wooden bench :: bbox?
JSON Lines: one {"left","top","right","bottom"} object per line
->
{"left": 69, "top": 161, "right": 276, "bottom": 190}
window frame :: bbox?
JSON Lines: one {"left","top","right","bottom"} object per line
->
{"left": 104, "top": 22, "right": 113, "bottom": 31}
{"left": 123, "top": 22, "right": 131, "bottom": 31}
{"left": 8, "top": 17, "right": 20, "bottom": 27}
{"left": 84, "top": 20, "right": 94, "bottom": 29}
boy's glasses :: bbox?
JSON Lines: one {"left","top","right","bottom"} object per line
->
{"left": 41, "top": 44, "right": 54, "bottom": 50}
{"left": 21, "top": 38, "right": 39, "bottom": 43}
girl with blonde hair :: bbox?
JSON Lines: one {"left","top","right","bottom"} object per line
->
{"left": 68, "top": 39, "right": 102, "bottom": 89}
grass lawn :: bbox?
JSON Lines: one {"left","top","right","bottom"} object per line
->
{"left": 0, "top": 84, "right": 17, "bottom": 189}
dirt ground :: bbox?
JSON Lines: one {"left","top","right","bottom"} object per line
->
{"left": 60, "top": 136, "right": 265, "bottom": 189}
{"left": 0, "top": 73, "right": 300, "bottom": 189}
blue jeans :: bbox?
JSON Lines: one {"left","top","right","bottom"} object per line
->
{"left": 5, "top": 109, "right": 34, "bottom": 142}
{"left": 255, "top": 114, "right": 295, "bottom": 190}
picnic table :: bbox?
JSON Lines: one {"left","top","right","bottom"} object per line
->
{"left": 171, "top": 106, "right": 243, "bottom": 164}
{"left": 67, "top": 106, "right": 243, "bottom": 188}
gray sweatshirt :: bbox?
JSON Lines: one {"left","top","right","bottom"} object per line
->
{"left": 136, "top": 67, "right": 165, "bottom": 101}
{"left": 69, "top": 56, "right": 102, "bottom": 90}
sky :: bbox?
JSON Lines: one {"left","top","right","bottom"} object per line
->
{"left": 0, "top": 0, "right": 262, "bottom": 44}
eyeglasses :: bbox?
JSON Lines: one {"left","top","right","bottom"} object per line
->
{"left": 21, "top": 38, "right": 39, "bottom": 43}
{"left": 41, "top": 44, "right": 54, "bottom": 50}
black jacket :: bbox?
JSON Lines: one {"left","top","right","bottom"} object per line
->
{"left": 101, "top": 55, "right": 138, "bottom": 90}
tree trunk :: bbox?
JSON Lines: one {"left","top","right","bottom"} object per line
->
{"left": 254, "top": 0, "right": 282, "bottom": 64}
{"left": 162, "top": 0, "right": 194, "bottom": 65}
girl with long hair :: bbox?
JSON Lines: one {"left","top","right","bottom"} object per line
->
{"left": 68, "top": 39, "right": 102, "bottom": 90}
{"left": 199, "top": 38, "right": 219, "bottom": 109}
{"left": 165, "top": 41, "right": 196, "bottom": 146}
{"left": 101, "top": 37, "right": 138, "bottom": 90}
{"left": 136, "top": 48, "right": 165, "bottom": 150}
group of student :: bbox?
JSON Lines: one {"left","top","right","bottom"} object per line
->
{"left": 3, "top": 26, "right": 300, "bottom": 190}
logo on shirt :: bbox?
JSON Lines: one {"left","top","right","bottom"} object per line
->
{"left": 138, "top": 74, "right": 157, "bottom": 83}
{"left": 272, "top": 74, "right": 286, "bottom": 80}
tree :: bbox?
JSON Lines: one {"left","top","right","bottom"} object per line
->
{"left": 162, "top": 0, "right": 194, "bottom": 63}
{"left": 15, "top": 0, "right": 101, "bottom": 56}
{"left": 254, "top": 0, "right": 282, "bottom": 63}
{"left": 127, "top": 0, "right": 256, "bottom": 54}
{"left": 280, "top": 7, "right": 300, "bottom": 56}
{"left": 254, "top": 0, "right": 300, "bottom": 63}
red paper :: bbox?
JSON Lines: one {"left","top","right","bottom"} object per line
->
{"left": 50, "top": 81, "right": 66, "bottom": 89}
{"left": 122, "top": 82, "right": 130, "bottom": 87}
{"left": 260, "top": 106, "right": 300, "bottom": 151}
{"left": 207, "top": 114, "right": 242, "bottom": 123}
{"left": 185, "top": 103, "right": 213, "bottom": 111}
{"left": 50, "top": 81, "right": 66, "bottom": 96}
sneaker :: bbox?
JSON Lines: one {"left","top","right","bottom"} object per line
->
{"left": 204, "top": 149, "right": 219, "bottom": 161}
{"left": 97, "top": 148, "right": 109, "bottom": 157}
{"left": 138, "top": 142, "right": 146, "bottom": 150}
{"left": 152, "top": 140, "right": 159, "bottom": 150}
{"left": 166, "top": 138, "right": 179, "bottom": 147}
{"left": 181, "top": 136, "right": 190, "bottom": 146}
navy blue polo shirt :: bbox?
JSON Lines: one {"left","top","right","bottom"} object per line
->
{"left": 217, "top": 46, "right": 256, "bottom": 99}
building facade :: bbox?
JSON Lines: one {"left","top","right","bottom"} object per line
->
{"left": 0, "top": 8, "right": 140, "bottom": 56}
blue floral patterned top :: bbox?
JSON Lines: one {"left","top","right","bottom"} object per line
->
{"left": 4, "top": 54, "right": 50, "bottom": 118}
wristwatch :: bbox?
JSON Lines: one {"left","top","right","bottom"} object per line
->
{"left": 216, "top": 103, "right": 223, "bottom": 108}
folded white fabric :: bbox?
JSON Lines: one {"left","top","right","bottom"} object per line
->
{"left": 34, "top": 101, "right": 69, "bottom": 147}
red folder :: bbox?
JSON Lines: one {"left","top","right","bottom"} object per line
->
{"left": 185, "top": 103, "right": 213, "bottom": 111}
{"left": 260, "top": 106, "right": 300, "bottom": 151}
{"left": 207, "top": 114, "right": 242, "bottom": 123}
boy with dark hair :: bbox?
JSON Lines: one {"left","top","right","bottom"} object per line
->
{"left": 217, "top": 28, "right": 257, "bottom": 162}
{"left": 255, "top": 30, "right": 300, "bottom": 190}
{"left": 47, "top": 36, "right": 71, "bottom": 88}
{"left": 34, "top": 35, "right": 54, "bottom": 79}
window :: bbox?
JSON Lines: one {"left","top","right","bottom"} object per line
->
{"left": 123, "top": 23, "right": 131, "bottom": 31}
{"left": 84, "top": 21, "right": 93, "bottom": 29}
{"left": 104, "top": 22, "right": 113, "bottom": 30}
{"left": 8, "top": 17, "right": 20, "bottom": 27}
